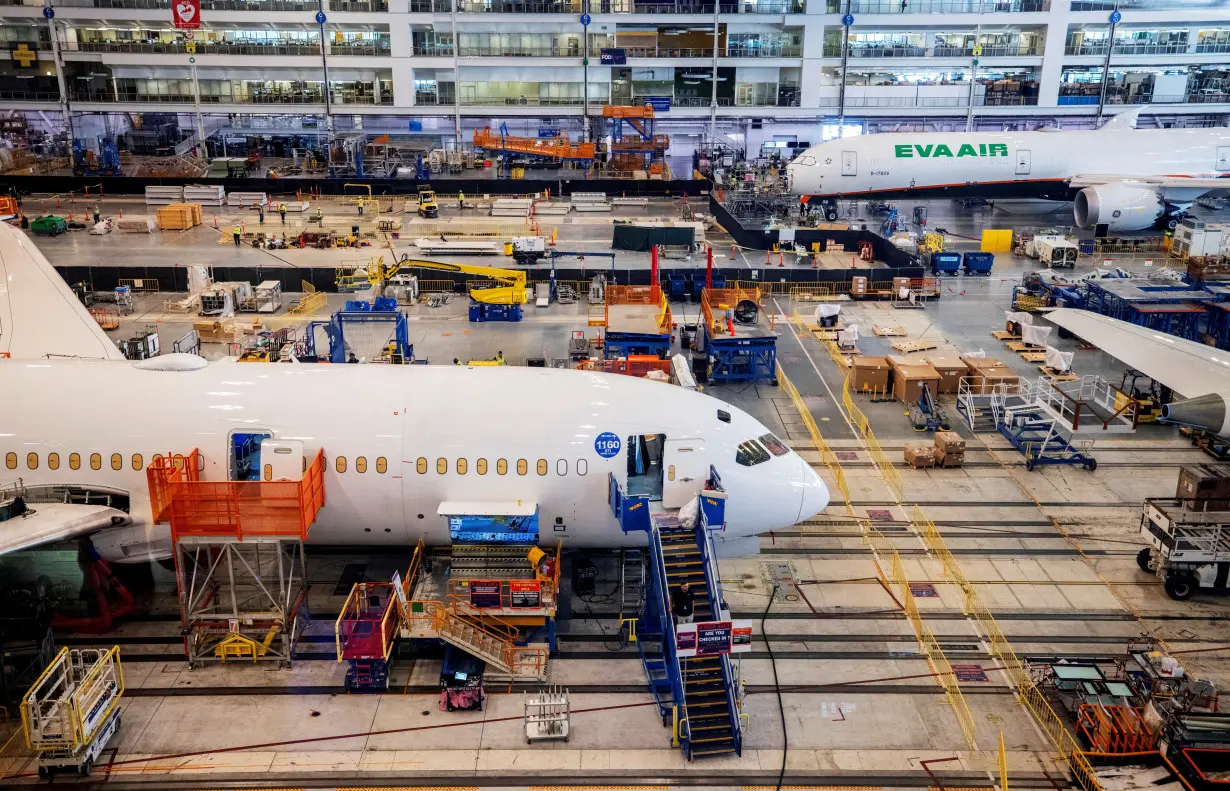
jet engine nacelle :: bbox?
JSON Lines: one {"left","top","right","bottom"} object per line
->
{"left": 1163, "top": 393, "right": 1230, "bottom": 437}
{"left": 1073, "top": 183, "right": 1164, "bottom": 232}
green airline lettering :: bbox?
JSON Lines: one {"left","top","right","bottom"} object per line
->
{"left": 989, "top": 143, "right": 1008, "bottom": 157}
{"left": 979, "top": 143, "right": 987, "bottom": 156}
{"left": 933, "top": 144, "right": 954, "bottom": 157}
{"left": 894, "top": 144, "right": 913, "bottom": 157}
{"left": 915, "top": 144, "right": 934, "bottom": 157}
{"left": 957, "top": 144, "right": 977, "bottom": 157}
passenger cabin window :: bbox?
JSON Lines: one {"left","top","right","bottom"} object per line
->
{"left": 477, "top": 458, "right": 488, "bottom": 475}
{"left": 417, "top": 458, "right": 427, "bottom": 474}
{"left": 5, "top": 452, "right": 15, "bottom": 470}
{"left": 760, "top": 434, "right": 790, "bottom": 457}
{"left": 356, "top": 456, "right": 367, "bottom": 474}
{"left": 91, "top": 453, "right": 101, "bottom": 470}
{"left": 517, "top": 459, "right": 528, "bottom": 475}
{"left": 111, "top": 453, "right": 122, "bottom": 471}
{"left": 336, "top": 456, "right": 347, "bottom": 473}
{"left": 376, "top": 457, "right": 387, "bottom": 474}
{"left": 437, "top": 458, "right": 448, "bottom": 474}
{"left": 577, "top": 459, "right": 588, "bottom": 476}
{"left": 537, "top": 459, "right": 547, "bottom": 476}
{"left": 456, "top": 458, "right": 468, "bottom": 475}
{"left": 26, "top": 452, "right": 37, "bottom": 470}
{"left": 132, "top": 454, "right": 143, "bottom": 470}
{"left": 497, "top": 459, "right": 508, "bottom": 475}
{"left": 69, "top": 453, "right": 80, "bottom": 470}
{"left": 557, "top": 459, "right": 567, "bottom": 476}
{"left": 736, "top": 440, "right": 770, "bottom": 467}
{"left": 48, "top": 452, "right": 59, "bottom": 471}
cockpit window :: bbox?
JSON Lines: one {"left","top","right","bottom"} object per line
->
{"left": 717, "top": 410, "right": 731, "bottom": 424}
{"left": 736, "top": 440, "right": 770, "bottom": 467}
{"left": 795, "top": 155, "right": 815, "bottom": 166}
{"left": 759, "top": 434, "right": 790, "bottom": 457}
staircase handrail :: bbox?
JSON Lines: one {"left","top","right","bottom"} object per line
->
{"left": 649, "top": 526, "right": 689, "bottom": 754}
{"left": 693, "top": 514, "right": 743, "bottom": 757}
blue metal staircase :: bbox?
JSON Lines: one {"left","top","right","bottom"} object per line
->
{"left": 610, "top": 468, "right": 743, "bottom": 760}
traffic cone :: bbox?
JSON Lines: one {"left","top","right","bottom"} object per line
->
{"left": 765, "top": 249, "right": 771, "bottom": 265}
{"left": 213, "top": 216, "right": 218, "bottom": 229}
{"left": 778, "top": 251, "right": 784, "bottom": 268}
{"left": 812, "top": 254, "right": 819, "bottom": 270}
{"left": 119, "top": 209, "right": 123, "bottom": 218}
{"left": 68, "top": 211, "right": 72, "bottom": 221}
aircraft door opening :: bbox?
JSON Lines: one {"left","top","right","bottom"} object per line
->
{"left": 662, "top": 439, "right": 706, "bottom": 510}
{"left": 626, "top": 434, "right": 665, "bottom": 501}
{"left": 228, "top": 430, "right": 273, "bottom": 481}
{"left": 1217, "top": 147, "right": 1230, "bottom": 171}
{"left": 841, "top": 151, "right": 857, "bottom": 176}
{"left": 260, "top": 439, "right": 304, "bottom": 481}
{"left": 1015, "top": 149, "right": 1031, "bottom": 175}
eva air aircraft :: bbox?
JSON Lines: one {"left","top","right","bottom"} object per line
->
{"left": 786, "top": 107, "right": 1230, "bottom": 231}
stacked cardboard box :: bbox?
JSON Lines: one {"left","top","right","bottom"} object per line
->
{"left": 927, "top": 357, "right": 969, "bottom": 394}
{"left": 156, "top": 202, "right": 203, "bottom": 230}
{"left": 904, "top": 444, "right": 936, "bottom": 469}
{"left": 851, "top": 276, "right": 868, "bottom": 296}
{"left": 851, "top": 356, "right": 891, "bottom": 393}
{"left": 933, "top": 431, "right": 966, "bottom": 468}
{"left": 1177, "top": 464, "right": 1230, "bottom": 511}
{"left": 960, "top": 355, "right": 1019, "bottom": 394}
{"left": 888, "top": 357, "right": 941, "bottom": 403}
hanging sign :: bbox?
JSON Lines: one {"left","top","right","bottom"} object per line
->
{"left": 468, "top": 579, "right": 502, "bottom": 609}
{"left": 173, "top": 0, "right": 201, "bottom": 29}
{"left": 510, "top": 579, "right": 541, "bottom": 608}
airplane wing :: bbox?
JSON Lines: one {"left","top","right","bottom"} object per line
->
{"left": 0, "top": 502, "right": 132, "bottom": 555}
{"left": 1045, "top": 308, "right": 1230, "bottom": 398}
{"left": 1069, "top": 175, "right": 1230, "bottom": 192}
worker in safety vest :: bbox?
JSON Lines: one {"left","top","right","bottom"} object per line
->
{"left": 232, "top": 225, "right": 242, "bottom": 247}
{"left": 258, "top": 203, "right": 265, "bottom": 224}
{"left": 92, "top": 205, "right": 101, "bottom": 225}
{"left": 458, "top": 191, "right": 465, "bottom": 210}
{"left": 279, "top": 202, "right": 287, "bottom": 224}
{"left": 495, "top": 350, "right": 505, "bottom": 365}
{"left": 453, "top": 358, "right": 461, "bottom": 365}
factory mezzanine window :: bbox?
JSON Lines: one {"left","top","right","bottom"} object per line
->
{"left": 736, "top": 440, "right": 770, "bottom": 467}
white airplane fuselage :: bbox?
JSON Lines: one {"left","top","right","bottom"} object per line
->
{"left": 786, "top": 127, "right": 1230, "bottom": 201}
{"left": 0, "top": 358, "right": 828, "bottom": 561}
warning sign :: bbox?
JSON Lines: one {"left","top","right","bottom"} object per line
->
{"left": 468, "top": 580, "right": 501, "bottom": 609}
{"left": 509, "top": 580, "right": 541, "bottom": 608}
{"left": 952, "top": 664, "right": 988, "bottom": 682}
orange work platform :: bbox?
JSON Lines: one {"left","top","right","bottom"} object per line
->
{"left": 605, "top": 285, "right": 672, "bottom": 335}
{"left": 578, "top": 356, "right": 673, "bottom": 378}
{"left": 702, "top": 286, "right": 774, "bottom": 337}
{"left": 602, "top": 105, "right": 656, "bottom": 119}
{"left": 147, "top": 449, "right": 327, "bottom": 541}
{"left": 1076, "top": 704, "right": 1158, "bottom": 754}
{"left": 472, "top": 128, "right": 595, "bottom": 161}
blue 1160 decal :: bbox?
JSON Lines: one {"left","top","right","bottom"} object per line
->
{"left": 594, "top": 432, "right": 622, "bottom": 459}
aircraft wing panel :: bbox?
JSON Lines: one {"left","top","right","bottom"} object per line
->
{"left": 0, "top": 502, "right": 132, "bottom": 555}
{"left": 1046, "top": 308, "right": 1230, "bottom": 398}
{"left": 1069, "top": 174, "right": 1230, "bottom": 191}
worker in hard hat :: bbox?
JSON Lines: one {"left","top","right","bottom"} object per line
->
{"left": 258, "top": 203, "right": 265, "bottom": 224}
{"left": 233, "top": 225, "right": 242, "bottom": 247}
{"left": 279, "top": 202, "right": 287, "bottom": 224}
{"left": 453, "top": 357, "right": 461, "bottom": 365}
{"left": 458, "top": 191, "right": 465, "bottom": 211}
{"left": 495, "top": 350, "right": 505, "bottom": 365}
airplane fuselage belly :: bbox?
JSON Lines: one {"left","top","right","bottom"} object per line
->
{"left": 0, "top": 359, "right": 813, "bottom": 554}
{"left": 790, "top": 128, "right": 1230, "bottom": 200}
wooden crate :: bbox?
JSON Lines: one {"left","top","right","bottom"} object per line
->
{"left": 157, "top": 202, "right": 201, "bottom": 230}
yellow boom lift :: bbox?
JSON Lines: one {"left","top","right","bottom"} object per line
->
{"left": 336, "top": 256, "right": 527, "bottom": 305}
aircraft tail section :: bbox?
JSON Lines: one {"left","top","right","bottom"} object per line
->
{"left": 0, "top": 222, "right": 125, "bottom": 360}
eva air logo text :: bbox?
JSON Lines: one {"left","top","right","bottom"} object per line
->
{"left": 895, "top": 143, "right": 1009, "bottom": 158}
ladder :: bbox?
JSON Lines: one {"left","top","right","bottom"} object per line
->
{"left": 620, "top": 548, "right": 645, "bottom": 622}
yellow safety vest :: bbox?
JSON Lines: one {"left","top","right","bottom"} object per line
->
{"left": 233, "top": 226, "right": 242, "bottom": 234}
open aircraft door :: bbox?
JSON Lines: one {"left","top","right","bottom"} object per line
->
{"left": 662, "top": 438, "right": 707, "bottom": 510}
{"left": 841, "top": 151, "right": 857, "bottom": 177}
{"left": 1015, "top": 149, "right": 1031, "bottom": 175}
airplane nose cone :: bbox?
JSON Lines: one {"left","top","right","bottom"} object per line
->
{"left": 796, "top": 458, "right": 829, "bottom": 522}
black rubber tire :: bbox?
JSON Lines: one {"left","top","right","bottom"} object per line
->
{"left": 37, "top": 767, "right": 48, "bottom": 779}
{"left": 1025, "top": 458, "right": 1036, "bottom": 471}
{"left": 770, "top": 378, "right": 779, "bottom": 386}
{"left": 1084, "top": 458, "right": 1097, "bottom": 471}
{"left": 1165, "top": 573, "right": 1197, "bottom": 601}
{"left": 825, "top": 208, "right": 839, "bottom": 221}
{"left": 81, "top": 758, "right": 92, "bottom": 777}
{"left": 1136, "top": 548, "right": 1152, "bottom": 572}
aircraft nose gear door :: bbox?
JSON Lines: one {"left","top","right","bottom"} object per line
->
{"left": 1217, "top": 147, "right": 1230, "bottom": 171}
{"left": 1015, "top": 149, "right": 1031, "bottom": 175}
{"left": 841, "top": 151, "right": 857, "bottom": 177}
{"left": 662, "top": 439, "right": 707, "bottom": 510}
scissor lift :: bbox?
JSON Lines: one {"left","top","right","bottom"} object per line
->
{"left": 22, "top": 647, "right": 124, "bottom": 778}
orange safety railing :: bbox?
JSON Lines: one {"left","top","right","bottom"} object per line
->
{"left": 146, "top": 449, "right": 326, "bottom": 541}
{"left": 577, "top": 357, "right": 672, "bottom": 378}
{"left": 605, "top": 285, "right": 672, "bottom": 334}
{"left": 473, "top": 127, "right": 595, "bottom": 161}
{"left": 602, "top": 105, "right": 656, "bottom": 118}
{"left": 445, "top": 576, "right": 559, "bottom": 613}
{"left": 1076, "top": 705, "right": 1158, "bottom": 754}
{"left": 701, "top": 286, "right": 774, "bottom": 337}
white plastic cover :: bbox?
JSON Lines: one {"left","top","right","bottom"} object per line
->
{"left": 965, "top": 349, "right": 986, "bottom": 358}
{"left": 1005, "top": 310, "right": 1034, "bottom": 327}
{"left": 814, "top": 304, "right": 842, "bottom": 320}
{"left": 838, "top": 324, "right": 859, "bottom": 347}
{"left": 1022, "top": 324, "right": 1053, "bottom": 346}
{"left": 678, "top": 495, "right": 700, "bottom": 529}
{"left": 1044, "top": 346, "right": 1074, "bottom": 372}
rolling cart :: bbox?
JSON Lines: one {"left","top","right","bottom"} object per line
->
{"left": 525, "top": 685, "right": 570, "bottom": 743}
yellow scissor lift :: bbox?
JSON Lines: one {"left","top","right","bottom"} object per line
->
{"left": 21, "top": 647, "right": 124, "bottom": 779}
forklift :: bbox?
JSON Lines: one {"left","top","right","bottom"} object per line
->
{"left": 417, "top": 188, "right": 439, "bottom": 218}
{"left": 1117, "top": 369, "right": 1167, "bottom": 424}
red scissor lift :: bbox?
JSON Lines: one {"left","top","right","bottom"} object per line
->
{"left": 146, "top": 449, "right": 327, "bottom": 667}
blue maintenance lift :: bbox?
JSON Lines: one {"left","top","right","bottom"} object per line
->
{"left": 608, "top": 466, "right": 743, "bottom": 761}
{"left": 303, "top": 299, "right": 412, "bottom": 363}
{"left": 698, "top": 288, "right": 777, "bottom": 384}
{"left": 72, "top": 137, "right": 121, "bottom": 177}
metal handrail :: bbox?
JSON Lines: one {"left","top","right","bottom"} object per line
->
{"left": 649, "top": 526, "right": 689, "bottom": 755}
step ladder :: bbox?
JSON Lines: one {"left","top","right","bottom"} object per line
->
{"left": 620, "top": 548, "right": 645, "bottom": 622}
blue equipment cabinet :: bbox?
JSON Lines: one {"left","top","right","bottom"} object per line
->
{"left": 930, "top": 252, "right": 961, "bottom": 275}
{"left": 469, "top": 302, "right": 523, "bottom": 322}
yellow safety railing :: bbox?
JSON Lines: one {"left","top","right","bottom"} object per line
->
{"left": 842, "top": 377, "right": 905, "bottom": 501}
{"left": 999, "top": 731, "right": 1009, "bottom": 791}
{"left": 921, "top": 628, "right": 979, "bottom": 751}
{"left": 788, "top": 284, "right": 840, "bottom": 302}
{"left": 117, "top": 277, "right": 159, "bottom": 292}
{"left": 776, "top": 364, "right": 854, "bottom": 517}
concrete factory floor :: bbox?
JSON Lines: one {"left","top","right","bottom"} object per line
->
{"left": 0, "top": 193, "right": 1226, "bottom": 789}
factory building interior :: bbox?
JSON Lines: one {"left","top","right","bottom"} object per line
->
{"left": 5, "top": 1, "right": 1230, "bottom": 791}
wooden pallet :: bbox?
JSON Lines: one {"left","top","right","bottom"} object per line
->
{"left": 1039, "top": 366, "right": 1078, "bottom": 381}
{"left": 890, "top": 339, "right": 938, "bottom": 353}
{"left": 1021, "top": 351, "right": 1048, "bottom": 363}
{"left": 873, "top": 325, "right": 907, "bottom": 336}
{"left": 1006, "top": 341, "right": 1045, "bottom": 352}
{"left": 991, "top": 330, "right": 1021, "bottom": 341}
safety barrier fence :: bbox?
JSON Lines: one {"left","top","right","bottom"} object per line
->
{"left": 780, "top": 314, "right": 1105, "bottom": 787}
{"left": 775, "top": 364, "right": 853, "bottom": 517}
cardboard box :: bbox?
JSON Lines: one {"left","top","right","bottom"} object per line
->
{"left": 904, "top": 444, "right": 936, "bottom": 469}
{"left": 928, "top": 356, "right": 969, "bottom": 394}
{"left": 1178, "top": 464, "right": 1230, "bottom": 511}
{"left": 851, "top": 355, "right": 891, "bottom": 393}
{"left": 851, "top": 276, "right": 868, "bottom": 296}
{"left": 934, "top": 431, "right": 966, "bottom": 454}
{"left": 935, "top": 448, "right": 965, "bottom": 468}
{"left": 960, "top": 355, "right": 1019, "bottom": 394}
{"left": 888, "top": 357, "right": 940, "bottom": 403}
{"left": 891, "top": 276, "right": 911, "bottom": 297}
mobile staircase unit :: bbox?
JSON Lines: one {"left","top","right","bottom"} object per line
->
{"left": 335, "top": 581, "right": 401, "bottom": 692}
{"left": 955, "top": 375, "right": 1022, "bottom": 433}
{"left": 996, "top": 378, "right": 1103, "bottom": 471}
{"left": 609, "top": 467, "right": 743, "bottom": 760}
